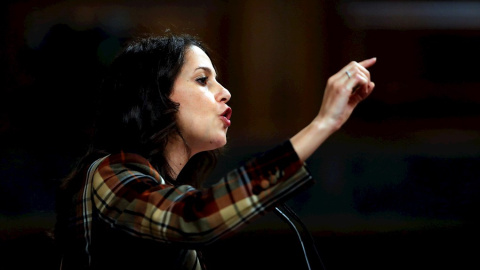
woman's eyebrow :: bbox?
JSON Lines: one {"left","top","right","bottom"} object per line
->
{"left": 195, "top": 66, "right": 218, "bottom": 78}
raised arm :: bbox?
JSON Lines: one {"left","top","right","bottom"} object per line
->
{"left": 291, "top": 58, "right": 377, "bottom": 162}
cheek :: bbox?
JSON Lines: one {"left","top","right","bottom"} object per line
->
{"left": 179, "top": 94, "right": 213, "bottom": 120}
{"left": 173, "top": 89, "right": 217, "bottom": 133}
{"left": 176, "top": 105, "right": 209, "bottom": 134}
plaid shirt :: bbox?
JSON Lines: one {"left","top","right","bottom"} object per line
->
{"left": 66, "top": 140, "right": 313, "bottom": 269}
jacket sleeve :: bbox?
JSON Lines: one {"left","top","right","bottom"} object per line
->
{"left": 91, "top": 140, "right": 314, "bottom": 246}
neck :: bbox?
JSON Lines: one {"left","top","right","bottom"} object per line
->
{"left": 165, "top": 135, "right": 191, "bottom": 180}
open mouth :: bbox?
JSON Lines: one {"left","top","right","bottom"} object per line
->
{"left": 222, "top": 107, "right": 232, "bottom": 120}
{"left": 220, "top": 107, "right": 232, "bottom": 128}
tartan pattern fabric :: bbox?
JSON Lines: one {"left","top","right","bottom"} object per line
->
{"left": 71, "top": 140, "right": 313, "bottom": 269}
{"left": 82, "top": 156, "right": 108, "bottom": 266}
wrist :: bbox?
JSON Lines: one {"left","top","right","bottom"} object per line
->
{"left": 311, "top": 116, "right": 341, "bottom": 136}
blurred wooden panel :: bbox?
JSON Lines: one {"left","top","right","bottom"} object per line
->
{"left": 224, "top": 0, "right": 327, "bottom": 141}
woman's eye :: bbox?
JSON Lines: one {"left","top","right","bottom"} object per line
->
{"left": 196, "top": 76, "right": 208, "bottom": 85}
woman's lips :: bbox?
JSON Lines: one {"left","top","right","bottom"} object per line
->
{"left": 221, "top": 116, "right": 231, "bottom": 127}
{"left": 221, "top": 107, "right": 232, "bottom": 127}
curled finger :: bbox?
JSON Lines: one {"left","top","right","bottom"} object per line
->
{"left": 344, "top": 67, "right": 369, "bottom": 95}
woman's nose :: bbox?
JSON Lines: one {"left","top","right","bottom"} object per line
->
{"left": 217, "top": 84, "right": 231, "bottom": 103}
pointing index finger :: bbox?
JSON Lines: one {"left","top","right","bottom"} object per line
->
{"left": 359, "top": 57, "right": 377, "bottom": 68}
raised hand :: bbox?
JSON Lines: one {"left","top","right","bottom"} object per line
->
{"left": 316, "top": 58, "right": 376, "bottom": 132}
{"left": 291, "top": 58, "right": 376, "bottom": 162}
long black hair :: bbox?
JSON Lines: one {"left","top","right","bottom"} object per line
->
{"left": 55, "top": 33, "right": 219, "bottom": 248}
{"left": 94, "top": 33, "right": 218, "bottom": 184}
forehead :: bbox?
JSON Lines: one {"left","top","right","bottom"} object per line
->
{"left": 184, "top": 45, "right": 214, "bottom": 70}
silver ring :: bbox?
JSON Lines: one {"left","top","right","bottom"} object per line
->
{"left": 345, "top": 70, "right": 352, "bottom": 79}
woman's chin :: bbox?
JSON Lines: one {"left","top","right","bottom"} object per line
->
{"left": 210, "top": 137, "right": 227, "bottom": 150}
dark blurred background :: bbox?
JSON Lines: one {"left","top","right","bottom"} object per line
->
{"left": 1, "top": 0, "right": 479, "bottom": 269}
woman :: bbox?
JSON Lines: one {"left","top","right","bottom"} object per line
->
{"left": 55, "top": 33, "right": 376, "bottom": 269}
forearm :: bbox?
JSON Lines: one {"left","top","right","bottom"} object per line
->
{"left": 290, "top": 117, "right": 337, "bottom": 163}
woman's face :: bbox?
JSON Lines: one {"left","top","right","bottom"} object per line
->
{"left": 170, "top": 45, "right": 232, "bottom": 156}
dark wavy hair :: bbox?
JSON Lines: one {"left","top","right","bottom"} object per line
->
{"left": 92, "top": 33, "right": 218, "bottom": 185}
{"left": 55, "top": 33, "right": 219, "bottom": 248}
